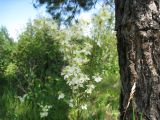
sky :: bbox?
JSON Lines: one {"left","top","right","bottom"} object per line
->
{"left": 0, "top": 0, "right": 97, "bottom": 41}
{"left": 0, "top": 0, "right": 50, "bottom": 40}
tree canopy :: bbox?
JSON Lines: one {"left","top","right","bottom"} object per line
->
{"left": 34, "top": 0, "right": 114, "bottom": 24}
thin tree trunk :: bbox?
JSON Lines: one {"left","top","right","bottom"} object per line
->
{"left": 115, "top": 0, "right": 160, "bottom": 119}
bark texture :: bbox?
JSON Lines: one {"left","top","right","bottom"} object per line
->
{"left": 115, "top": 0, "right": 160, "bottom": 119}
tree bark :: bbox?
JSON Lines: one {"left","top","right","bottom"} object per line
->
{"left": 115, "top": 0, "right": 160, "bottom": 119}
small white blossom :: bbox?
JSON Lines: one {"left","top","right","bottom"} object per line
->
{"left": 69, "top": 102, "right": 73, "bottom": 107}
{"left": 85, "top": 84, "right": 95, "bottom": 94}
{"left": 81, "top": 49, "right": 91, "bottom": 55}
{"left": 39, "top": 104, "right": 52, "bottom": 118}
{"left": 93, "top": 75, "right": 102, "bottom": 83}
{"left": 40, "top": 112, "right": 48, "bottom": 118}
{"left": 81, "top": 104, "right": 87, "bottom": 110}
{"left": 97, "top": 40, "right": 101, "bottom": 47}
{"left": 58, "top": 92, "right": 65, "bottom": 100}
{"left": 72, "top": 57, "right": 89, "bottom": 64}
{"left": 73, "top": 57, "right": 84, "bottom": 63}
{"left": 66, "top": 72, "right": 90, "bottom": 89}
{"left": 69, "top": 99, "right": 74, "bottom": 107}
{"left": 84, "top": 42, "right": 93, "bottom": 49}
{"left": 17, "top": 94, "right": 28, "bottom": 103}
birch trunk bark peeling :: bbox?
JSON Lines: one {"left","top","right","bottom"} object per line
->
{"left": 115, "top": 0, "right": 160, "bottom": 119}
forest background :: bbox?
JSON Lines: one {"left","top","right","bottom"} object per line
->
{"left": 0, "top": 1, "right": 120, "bottom": 120}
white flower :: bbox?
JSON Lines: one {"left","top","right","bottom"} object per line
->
{"left": 81, "top": 104, "right": 87, "bottom": 110}
{"left": 81, "top": 49, "right": 91, "bottom": 55}
{"left": 69, "top": 99, "right": 74, "bottom": 107}
{"left": 40, "top": 111, "right": 48, "bottom": 118}
{"left": 58, "top": 92, "right": 65, "bottom": 100}
{"left": 39, "top": 104, "right": 52, "bottom": 118}
{"left": 17, "top": 94, "right": 28, "bottom": 103}
{"left": 73, "top": 57, "right": 89, "bottom": 64}
{"left": 97, "top": 40, "right": 101, "bottom": 47}
{"left": 85, "top": 43, "right": 93, "bottom": 49}
{"left": 73, "top": 57, "right": 84, "bottom": 63}
{"left": 85, "top": 84, "right": 95, "bottom": 94}
{"left": 93, "top": 75, "right": 102, "bottom": 83}
{"left": 66, "top": 72, "right": 90, "bottom": 89}
{"left": 69, "top": 102, "right": 73, "bottom": 107}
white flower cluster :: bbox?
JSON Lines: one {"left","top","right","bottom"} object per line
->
{"left": 61, "top": 38, "right": 93, "bottom": 90}
{"left": 60, "top": 29, "right": 103, "bottom": 111}
{"left": 73, "top": 49, "right": 91, "bottom": 56}
{"left": 69, "top": 99, "right": 74, "bottom": 107}
{"left": 62, "top": 65, "right": 81, "bottom": 79}
{"left": 39, "top": 104, "right": 52, "bottom": 118}
{"left": 73, "top": 57, "right": 89, "bottom": 64}
{"left": 16, "top": 94, "right": 28, "bottom": 103}
{"left": 96, "top": 40, "right": 101, "bottom": 47}
{"left": 58, "top": 92, "right": 65, "bottom": 100}
{"left": 73, "top": 43, "right": 92, "bottom": 56}
{"left": 93, "top": 75, "right": 102, "bottom": 83}
{"left": 81, "top": 104, "right": 87, "bottom": 110}
{"left": 62, "top": 65, "right": 90, "bottom": 89}
{"left": 85, "top": 84, "right": 95, "bottom": 94}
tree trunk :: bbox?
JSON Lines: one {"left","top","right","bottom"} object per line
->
{"left": 115, "top": 0, "right": 160, "bottom": 119}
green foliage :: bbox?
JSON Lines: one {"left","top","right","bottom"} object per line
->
{"left": 0, "top": 7, "right": 119, "bottom": 120}
{"left": 82, "top": 7, "right": 119, "bottom": 119}
{"left": 58, "top": 6, "right": 119, "bottom": 119}
{"left": 0, "top": 27, "right": 15, "bottom": 117}
{"left": 1, "top": 18, "right": 70, "bottom": 120}
{"left": 0, "top": 26, "right": 14, "bottom": 80}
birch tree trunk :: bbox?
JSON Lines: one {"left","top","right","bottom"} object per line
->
{"left": 115, "top": 0, "right": 160, "bottom": 119}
